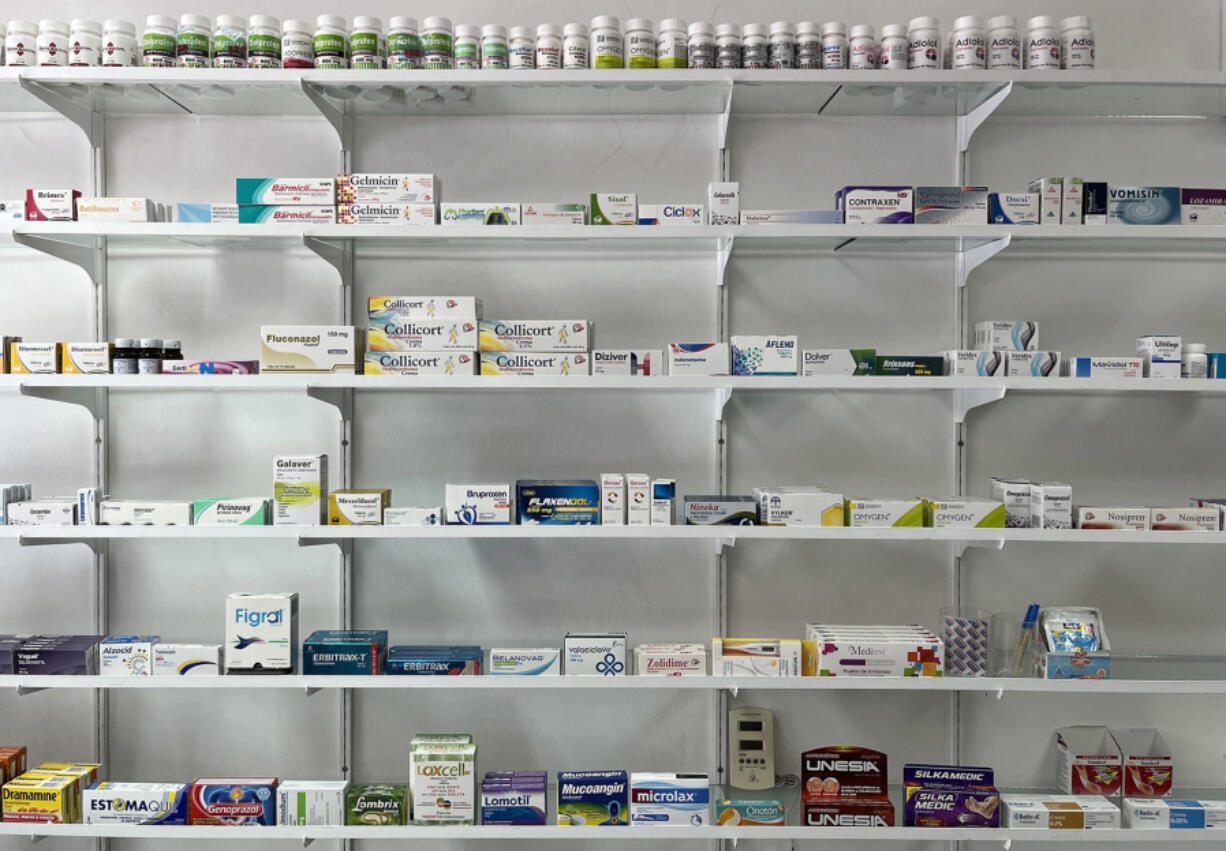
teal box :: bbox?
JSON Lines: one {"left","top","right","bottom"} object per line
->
{"left": 235, "top": 177, "right": 335, "bottom": 206}
{"left": 238, "top": 206, "right": 335, "bottom": 224}
{"left": 302, "top": 629, "right": 388, "bottom": 675}
{"left": 516, "top": 480, "right": 601, "bottom": 525}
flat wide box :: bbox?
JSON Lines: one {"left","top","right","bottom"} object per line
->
{"left": 261, "top": 326, "right": 359, "bottom": 373}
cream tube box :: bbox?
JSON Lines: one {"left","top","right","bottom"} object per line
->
{"left": 239, "top": 206, "right": 336, "bottom": 224}
{"left": 479, "top": 353, "right": 589, "bottom": 376}
{"left": 591, "top": 350, "right": 663, "bottom": 375}
{"left": 667, "top": 343, "right": 729, "bottom": 376}
{"left": 1149, "top": 507, "right": 1219, "bottom": 531}
{"left": 274, "top": 454, "right": 329, "bottom": 526}
{"left": 236, "top": 178, "right": 335, "bottom": 205}
{"left": 369, "top": 296, "right": 481, "bottom": 320}
{"left": 1075, "top": 507, "right": 1150, "bottom": 530}
{"left": 368, "top": 320, "right": 478, "bottom": 352}
{"left": 176, "top": 202, "right": 239, "bottom": 223}
{"left": 364, "top": 351, "right": 477, "bottom": 375}
{"left": 100, "top": 500, "right": 193, "bottom": 526}
{"left": 192, "top": 498, "right": 270, "bottom": 526}
{"left": 260, "top": 326, "right": 360, "bottom": 373}
{"left": 440, "top": 203, "right": 520, "bottom": 225}
{"left": 802, "top": 349, "right": 875, "bottom": 375}
{"left": 336, "top": 203, "right": 437, "bottom": 225}
{"left": 590, "top": 193, "right": 636, "bottom": 225}
{"left": 337, "top": 173, "right": 436, "bottom": 204}
{"left": 637, "top": 204, "right": 703, "bottom": 225}
{"left": 383, "top": 507, "right": 443, "bottom": 526}
{"left": 521, "top": 203, "right": 587, "bottom": 225}
{"left": 1002, "top": 795, "right": 1119, "bottom": 829}
{"left": 1123, "top": 798, "right": 1226, "bottom": 829}
{"left": 479, "top": 320, "right": 591, "bottom": 353}
{"left": 76, "top": 197, "right": 152, "bottom": 222}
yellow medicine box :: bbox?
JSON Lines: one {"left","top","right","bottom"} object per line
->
{"left": 329, "top": 489, "right": 392, "bottom": 525}
{"left": 8, "top": 342, "right": 61, "bottom": 374}
{"left": 2, "top": 776, "right": 77, "bottom": 823}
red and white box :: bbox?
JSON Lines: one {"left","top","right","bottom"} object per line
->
{"left": 1057, "top": 726, "right": 1122, "bottom": 797}
{"left": 25, "top": 189, "right": 80, "bottom": 221}
{"left": 1112, "top": 729, "right": 1173, "bottom": 798}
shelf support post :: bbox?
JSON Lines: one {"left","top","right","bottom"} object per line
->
{"left": 18, "top": 75, "right": 102, "bottom": 147}
{"left": 954, "top": 236, "right": 1010, "bottom": 289}
{"left": 301, "top": 80, "right": 354, "bottom": 152}
{"left": 716, "top": 82, "right": 733, "bottom": 152}
{"left": 956, "top": 82, "right": 1012, "bottom": 153}
{"left": 303, "top": 236, "right": 354, "bottom": 290}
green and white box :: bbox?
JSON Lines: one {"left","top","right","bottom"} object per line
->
{"left": 278, "top": 780, "right": 350, "bottom": 826}
{"left": 590, "top": 193, "right": 637, "bottom": 225}
{"left": 440, "top": 203, "right": 520, "bottom": 225}
{"left": 926, "top": 498, "right": 1006, "bottom": 528}
{"left": 274, "top": 454, "right": 329, "bottom": 526}
{"left": 192, "top": 498, "right": 270, "bottom": 525}
{"left": 845, "top": 497, "right": 925, "bottom": 527}
{"left": 802, "top": 349, "right": 875, "bottom": 376}
{"left": 521, "top": 203, "right": 586, "bottom": 225}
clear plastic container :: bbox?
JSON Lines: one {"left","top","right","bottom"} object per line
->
{"left": 142, "top": 15, "right": 176, "bottom": 67}
{"left": 562, "top": 23, "right": 587, "bottom": 69}
{"left": 715, "top": 23, "right": 740, "bottom": 69}
{"left": 38, "top": 19, "right": 70, "bottom": 66}
{"left": 176, "top": 14, "right": 212, "bottom": 68}
{"left": 482, "top": 24, "right": 508, "bottom": 69}
{"left": 68, "top": 19, "right": 102, "bottom": 66}
{"left": 350, "top": 16, "right": 385, "bottom": 69}
{"left": 387, "top": 17, "right": 421, "bottom": 69}
{"left": 768, "top": 21, "right": 794, "bottom": 69}
{"left": 248, "top": 15, "right": 281, "bottom": 68}
{"left": 213, "top": 15, "right": 247, "bottom": 68}
{"left": 101, "top": 19, "right": 136, "bottom": 66}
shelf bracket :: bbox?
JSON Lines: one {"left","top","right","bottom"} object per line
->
{"left": 730, "top": 837, "right": 738, "bottom": 849}
{"left": 16, "top": 685, "right": 47, "bottom": 697}
{"left": 12, "top": 231, "right": 99, "bottom": 279}
{"left": 954, "top": 235, "right": 1010, "bottom": 289}
{"left": 300, "top": 80, "right": 353, "bottom": 151}
{"left": 1003, "top": 839, "right": 1013, "bottom": 850}
{"left": 956, "top": 81, "right": 1012, "bottom": 152}
{"left": 306, "top": 386, "right": 354, "bottom": 420}
{"left": 994, "top": 688, "right": 1005, "bottom": 701}
{"left": 19, "top": 384, "right": 106, "bottom": 419}
{"left": 713, "top": 386, "right": 732, "bottom": 423}
{"left": 18, "top": 76, "right": 100, "bottom": 147}
{"left": 953, "top": 387, "right": 1006, "bottom": 424}
{"left": 713, "top": 535, "right": 735, "bottom": 556}
{"left": 302, "top": 837, "right": 315, "bottom": 848}
{"left": 716, "top": 235, "right": 734, "bottom": 287}
{"left": 19, "top": 535, "right": 100, "bottom": 553}
{"left": 955, "top": 537, "right": 1006, "bottom": 558}
{"left": 303, "top": 235, "right": 354, "bottom": 289}
{"left": 298, "top": 535, "right": 351, "bottom": 552}
{"left": 716, "top": 82, "right": 734, "bottom": 152}
{"left": 29, "top": 832, "right": 46, "bottom": 844}
{"left": 304, "top": 686, "right": 322, "bottom": 697}
{"left": 726, "top": 685, "right": 739, "bottom": 698}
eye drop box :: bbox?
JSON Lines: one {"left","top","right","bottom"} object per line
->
{"left": 1149, "top": 507, "right": 1219, "bottom": 531}
{"left": 384, "top": 507, "right": 443, "bottom": 526}
{"left": 707, "top": 182, "right": 740, "bottom": 225}
{"left": 521, "top": 203, "right": 587, "bottom": 225}
{"left": 1056, "top": 727, "right": 1123, "bottom": 796}
{"left": 564, "top": 632, "right": 627, "bottom": 676}
{"left": 278, "top": 780, "right": 350, "bottom": 826}
{"left": 667, "top": 343, "right": 729, "bottom": 376}
{"left": 260, "top": 326, "right": 360, "bottom": 373}
{"left": 589, "top": 193, "right": 636, "bottom": 225}
{"left": 601, "top": 474, "right": 625, "bottom": 525}
{"left": 557, "top": 770, "right": 629, "bottom": 826}
{"left": 988, "top": 193, "right": 1040, "bottom": 225}
{"left": 945, "top": 350, "right": 1004, "bottom": 376}
{"left": 626, "top": 475, "right": 651, "bottom": 526}
{"left": 802, "top": 349, "right": 875, "bottom": 376}
{"left": 591, "top": 350, "right": 663, "bottom": 375}
{"left": 731, "top": 335, "right": 799, "bottom": 376}
{"left": 753, "top": 487, "right": 845, "bottom": 527}
{"left": 152, "top": 643, "right": 221, "bottom": 676}
{"left": 99, "top": 635, "right": 159, "bottom": 676}
{"left": 479, "top": 320, "right": 591, "bottom": 352}
{"left": 489, "top": 648, "right": 561, "bottom": 675}
{"left": 192, "top": 498, "right": 270, "bottom": 526}
{"left": 225, "top": 592, "right": 299, "bottom": 673}
{"left": 925, "top": 498, "right": 1006, "bottom": 528}
{"left": 445, "top": 484, "right": 512, "bottom": 525}
{"left": 1124, "top": 799, "right": 1226, "bottom": 829}
{"left": 837, "top": 185, "right": 914, "bottom": 224}
{"left": 845, "top": 498, "right": 925, "bottom": 527}
{"left": 236, "top": 178, "right": 335, "bottom": 205}
{"left": 480, "top": 352, "right": 590, "bottom": 376}
{"left": 62, "top": 343, "right": 112, "bottom": 374}
{"left": 1030, "top": 482, "right": 1073, "bottom": 530}
{"left": 328, "top": 489, "right": 392, "bottom": 525}
{"left": 409, "top": 736, "right": 477, "bottom": 824}
{"left": 1137, "top": 335, "right": 1182, "bottom": 379}
{"left": 1028, "top": 177, "right": 1062, "bottom": 224}
{"left": 630, "top": 772, "right": 709, "bottom": 826}
{"left": 1108, "top": 187, "right": 1181, "bottom": 225}
{"left": 1063, "top": 178, "right": 1084, "bottom": 225}
{"left": 1111, "top": 728, "right": 1173, "bottom": 798}
{"left": 975, "top": 321, "right": 1038, "bottom": 352}
{"left": 274, "top": 454, "right": 329, "bottom": 526}
{"left": 8, "top": 342, "right": 60, "bottom": 374}
{"left": 1180, "top": 189, "right": 1226, "bottom": 224}
{"left": 1002, "top": 795, "right": 1120, "bottom": 829}
{"left": 336, "top": 173, "right": 436, "bottom": 204}
{"left": 1007, "top": 351, "right": 1061, "bottom": 377}
{"left": 440, "top": 203, "right": 520, "bottom": 225}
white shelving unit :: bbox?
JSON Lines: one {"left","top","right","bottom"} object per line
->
{"left": 6, "top": 64, "right": 1226, "bottom": 844}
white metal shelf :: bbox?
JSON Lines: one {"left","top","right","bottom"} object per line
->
{"left": 0, "top": 823, "right": 1218, "bottom": 842}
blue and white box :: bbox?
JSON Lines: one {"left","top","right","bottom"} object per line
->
{"left": 1108, "top": 187, "right": 1181, "bottom": 225}
{"left": 489, "top": 648, "right": 561, "bottom": 675}
{"left": 564, "top": 632, "right": 627, "bottom": 676}
{"left": 1006, "top": 351, "right": 1061, "bottom": 377}
{"left": 731, "top": 335, "right": 798, "bottom": 376}
{"left": 225, "top": 592, "right": 299, "bottom": 673}
{"left": 637, "top": 204, "right": 703, "bottom": 225}
{"left": 177, "top": 202, "right": 239, "bottom": 223}
{"left": 1137, "top": 335, "right": 1182, "bottom": 379}
{"left": 99, "top": 635, "right": 160, "bottom": 676}
{"left": 989, "top": 193, "right": 1040, "bottom": 225}
{"left": 1124, "top": 799, "right": 1226, "bottom": 829}
{"left": 630, "top": 773, "right": 709, "bottom": 826}
{"left": 83, "top": 782, "right": 190, "bottom": 825}
{"left": 944, "top": 350, "right": 1003, "bottom": 376}
{"left": 974, "top": 321, "right": 1038, "bottom": 352}
{"left": 444, "top": 484, "right": 512, "bottom": 525}
{"left": 152, "top": 643, "right": 221, "bottom": 676}
{"left": 667, "top": 343, "right": 729, "bottom": 376}
{"left": 1066, "top": 357, "right": 1143, "bottom": 379}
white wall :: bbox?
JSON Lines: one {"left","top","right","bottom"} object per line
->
{"left": 2, "top": 2, "right": 1225, "bottom": 850}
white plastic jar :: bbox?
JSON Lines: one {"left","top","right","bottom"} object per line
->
{"left": 142, "top": 15, "right": 176, "bottom": 67}
{"left": 589, "top": 16, "right": 622, "bottom": 68}
{"left": 715, "top": 23, "right": 741, "bottom": 69}
{"left": 625, "top": 18, "right": 655, "bottom": 68}
{"left": 5, "top": 21, "right": 37, "bottom": 66}
{"left": 68, "top": 19, "right": 102, "bottom": 66}
{"left": 247, "top": 15, "right": 281, "bottom": 68}
{"left": 536, "top": 24, "right": 562, "bottom": 68}
{"left": 38, "top": 19, "right": 70, "bottom": 66}
{"left": 986, "top": 16, "right": 1020, "bottom": 70}
{"left": 951, "top": 16, "right": 985, "bottom": 70}
{"left": 657, "top": 18, "right": 687, "bottom": 68}
{"left": 453, "top": 24, "right": 479, "bottom": 69}
{"left": 849, "top": 24, "right": 877, "bottom": 69}
{"left": 213, "top": 15, "right": 247, "bottom": 68}
{"left": 313, "top": 15, "right": 347, "bottom": 69}
{"left": 421, "top": 16, "right": 453, "bottom": 69}
{"left": 741, "top": 23, "right": 767, "bottom": 69}
{"left": 907, "top": 16, "right": 941, "bottom": 69}
{"left": 879, "top": 23, "right": 907, "bottom": 70}
{"left": 821, "top": 21, "right": 848, "bottom": 69}
{"left": 101, "top": 19, "right": 135, "bottom": 66}
{"left": 350, "top": 16, "right": 385, "bottom": 69}
{"left": 1183, "top": 344, "right": 1209, "bottom": 379}
{"left": 687, "top": 22, "right": 714, "bottom": 69}
{"left": 176, "top": 14, "right": 212, "bottom": 68}
{"left": 562, "top": 23, "right": 587, "bottom": 69}
{"left": 1061, "top": 16, "right": 1094, "bottom": 69}
{"left": 282, "top": 19, "right": 314, "bottom": 68}
{"left": 768, "top": 21, "right": 795, "bottom": 69}
{"left": 508, "top": 26, "right": 534, "bottom": 69}
{"left": 1025, "top": 16, "right": 1060, "bottom": 70}
{"left": 795, "top": 21, "right": 820, "bottom": 69}
{"left": 387, "top": 17, "right": 421, "bottom": 69}
{"left": 481, "top": 24, "right": 508, "bottom": 69}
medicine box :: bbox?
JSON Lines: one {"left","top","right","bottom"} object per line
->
{"left": 707, "top": 182, "right": 740, "bottom": 225}
{"left": 711, "top": 638, "right": 801, "bottom": 677}
{"left": 1002, "top": 795, "right": 1119, "bottom": 829}
{"left": 1057, "top": 727, "right": 1122, "bottom": 796}
{"left": 1063, "top": 178, "right": 1084, "bottom": 225}
{"left": 874, "top": 355, "right": 943, "bottom": 376}
{"left": 3, "top": 776, "right": 78, "bottom": 823}
{"left": 0, "top": 199, "right": 25, "bottom": 223}
{"left": 1108, "top": 187, "right": 1180, "bottom": 225}
{"left": 557, "top": 770, "right": 629, "bottom": 826}
{"left": 1075, "top": 506, "right": 1149, "bottom": 530}
{"left": 683, "top": 495, "right": 757, "bottom": 525}
{"left": 903, "top": 764, "right": 999, "bottom": 828}
{"left": 990, "top": 478, "right": 1026, "bottom": 528}
{"left": 225, "top": 592, "right": 298, "bottom": 673}
{"left": 1149, "top": 507, "right": 1219, "bottom": 531}
{"left": 76, "top": 197, "right": 152, "bottom": 222}
{"left": 651, "top": 478, "right": 675, "bottom": 526}
{"left": 521, "top": 203, "right": 587, "bottom": 225}
{"left": 409, "top": 736, "right": 476, "bottom": 824}
{"left": 488, "top": 648, "right": 560, "bottom": 675}
{"left": 1030, "top": 482, "right": 1073, "bottom": 530}
{"left": 945, "top": 350, "right": 1003, "bottom": 376}
{"left": 1180, "top": 188, "right": 1226, "bottom": 225}
{"left": 1124, "top": 799, "right": 1226, "bottom": 829}
{"left": 1138, "top": 335, "right": 1182, "bottom": 379}
{"left": 302, "top": 629, "right": 388, "bottom": 675}
{"left": 346, "top": 783, "right": 408, "bottom": 825}
{"left": 82, "top": 782, "right": 189, "bottom": 825}
{"left": 634, "top": 643, "right": 707, "bottom": 676}
{"left": 99, "top": 500, "right": 193, "bottom": 526}
{"left": 236, "top": 178, "right": 335, "bottom": 205}
{"left": 741, "top": 209, "right": 843, "bottom": 225}
{"left": 913, "top": 186, "right": 988, "bottom": 224}
{"left": 667, "top": 343, "right": 729, "bottom": 376}
{"left": 25, "top": 189, "right": 80, "bottom": 222}
{"left": 1112, "top": 728, "right": 1173, "bottom": 798}
{"left": 925, "top": 498, "right": 1006, "bottom": 528}
{"left": 731, "top": 335, "right": 799, "bottom": 376}
{"left": 1007, "top": 351, "right": 1061, "bottom": 377}
{"left": 480, "top": 352, "right": 589, "bottom": 376}
{"left": 368, "top": 319, "right": 478, "bottom": 352}
{"left": 975, "top": 321, "right": 1038, "bottom": 352}
{"left": 1083, "top": 182, "right": 1108, "bottom": 225}
{"left": 714, "top": 800, "right": 785, "bottom": 826}
{"left": 846, "top": 498, "right": 925, "bottom": 527}
{"left": 445, "top": 483, "right": 511, "bottom": 525}
{"left": 626, "top": 474, "right": 651, "bottom": 526}
{"left": 260, "top": 326, "right": 360, "bottom": 373}
{"left": 274, "top": 454, "right": 329, "bottom": 526}
{"left": 328, "top": 489, "right": 392, "bottom": 525}
{"left": 481, "top": 774, "right": 547, "bottom": 825}
{"left": 590, "top": 193, "right": 636, "bottom": 225}
{"left": 387, "top": 646, "right": 482, "bottom": 675}
{"left": 592, "top": 350, "right": 663, "bottom": 375}
{"left": 238, "top": 206, "right": 336, "bottom": 224}
{"left": 99, "top": 635, "right": 159, "bottom": 676}
{"left": 278, "top": 780, "right": 350, "bottom": 826}
{"left": 1028, "top": 177, "right": 1062, "bottom": 224}
{"left": 164, "top": 359, "right": 258, "bottom": 374}
{"left": 564, "top": 632, "right": 627, "bottom": 676}
{"left": 629, "top": 773, "right": 709, "bottom": 826}
{"left": 600, "top": 474, "right": 624, "bottom": 524}
{"left": 516, "top": 479, "right": 600, "bottom": 525}
{"left": 152, "top": 643, "right": 221, "bottom": 676}
{"left": 479, "top": 320, "right": 590, "bottom": 352}
{"left": 1066, "top": 357, "right": 1143, "bottom": 378}
{"left": 440, "top": 203, "right": 520, "bottom": 225}
{"left": 810, "top": 630, "right": 944, "bottom": 677}
{"left": 5, "top": 499, "right": 76, "bottom": 526}
{"left": 988, "top": 192, "right": 1040, "bottom": 225}
{"left": 176, "top": 202, "right": 239, "bottom": 223}
{"left": 836, "top": 185, "right": 914, "bottom": 224}
{"left": 802, "top": 349, "right": 875, "bottom": 376}
{"left": 753, "top": 486, "right": 845, "bottom": 526}
{"left": 369, "top": 295, "right": 481, "bottom": 320}
{"left": 637, "top": 204, "right": 703, "bottom": 225}
{"left": 188, "top": 778, "right": 278, "bottom": 825}
{"left": 336, "top": 173, "right": 436, "bottom": 204}
{"left": 9, "top": 342, "right": 60, "bottom": 374}
{"left": 62, "top": 342, "right": 112, "bottom": 374}
{"left": 336, "top": 203, "right": 437, "bottom": 225}
{"left": 383, "top": 506, "right": 443, "bottom": 526}
{"left": 365, "top": 351, "right": 476, "bottom": 375}
{"left": 192, "top": 498, "right": 270, "bottom": 525}
{"left": 1042, "top": 610, "right": 1111, "bottom": 679}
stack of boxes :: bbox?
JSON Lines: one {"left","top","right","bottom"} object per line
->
{"left": 337, "top": 173, "right": 437, "bottom": 225}
{"left": 236, "top": 178, "right": 336, "bottom": 224}
{"left": 479, "top": 319, "right": 592, "bottom": 376}
{"left": 365, "top": 296, "right": 480, "bottom": 375}
{"left": 801, "top": 746, "right": 894, "bottom": 826}
{"left": 480, "top": 771, "right": 547, "bottom": 825}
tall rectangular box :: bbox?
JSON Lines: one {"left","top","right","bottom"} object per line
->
{"left": 225, "top": 592, "right": 299, "bottom": 673}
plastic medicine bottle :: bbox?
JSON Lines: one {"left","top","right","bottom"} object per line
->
{"left": 213, "top": 16, "right": 247, "bottom": 68}
{"left": 1060, "top": 16, "right": 1094, "bottom": 69}
{"left": 6, "top": 21, "right": 37, "bottom": 66}
{"left": 142, "top": 15, "right": 176, "bottom": 67}
{"left": 740, "top": 23, "right": 767, "bottom": 69}
{"left": 536, "top": 24, "right": 562, "bottom": 69}
{"left": 986, "top": 16, "right": 1020, "bottom": 70}
{"left": 562, "top": 23, "right": 587, "bottom": 69}
{"left": 350, "top": 16, "right": 385, "bottom": 69}
{"left": 907, "top": 17, "right": 941, "bottom": 69}
{"left": 387, "top": 17, "right": 421, "bottom": 69}
{"left": 687, "top": 22, "right": 714, "bottom": 69}
{"left": 849, "top": 25, "right": 877, "bottom": 70}
{"left": 422, "top": 17, "right": 453, "bottom": 69}
{"left": 794, "top": 21, "right": 820, "bottom": 69}
{"left": 951, "top": 16, "right": 986, "bottom": 70}
{"left": 38, "top": 20, "right": 70, "bottom": 67}
{"left": 176, "top": 14, "right": 212, "bottom": 68}
{"left": 1183, "top": 344, "right": 1209, "bottom": 378}
{"left": 715, "top": 24, "right": 741, "bottom": 69}
{"left": 1025, "top": 16, "right": 1060, "bottom": 70}
{"left": 453, "top": 24, "right": 479, "bottom": 69}
{"left": 821, "top": 22, "right": 848, "bottom": 69}
{"left": 589, "top": 16, "right": 623, "bottom": 68}
{"left": 625, "top": 19, "right": 655, "bottom": 68}
{"left": 68, "top": 19, "right": 102, "bottom": 66}
{"left": 481, "top": 24, "right": 508, "bottom": 69}
{"left": 282, "top": 19, "right": 313, "bottom": 68}
{"left": 313, "top": 15, "right": 347, "bottom": 69}
{"left": 101, "top": 19, "right": 136, "bottom": 66}
{"left": 879, "top": 24, "right": 907, "bottom": 70}
{"left": 657, "top": 18, "right": 687, "bottom": 68}
{"left": 247, "top": 16, "right": 281, "bottom": 68}
{"left": 768, "top": 21, "right": 795, "bottom": 69}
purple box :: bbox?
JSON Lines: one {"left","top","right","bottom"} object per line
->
{"left": 164, "top": 360, "right": 260, "bottom": 375}
{"left": 903, "top": 764, "right": 999, "bottom": 828}
{"left": 835, "top": 186, "right": 914, "bottom": 224}
{"left": 1181, "top": 188, "right": 1226, "bottom": 225}
{"left": 12, "top": 635, "right": 103, "bottom": 675}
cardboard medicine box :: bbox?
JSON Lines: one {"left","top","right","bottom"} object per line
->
{"left": 1057, "top": 726, "right": 1122, "bottom": 797}
{"left": 1112, "top": 728, "right": 1173, "bottom": 798}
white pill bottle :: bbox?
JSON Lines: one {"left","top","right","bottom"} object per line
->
{"left": 1061, "top": 16, "right": 1094, "bottom": 69}
{"left": 1025, "top": 16, "right": 1060, "bottom": 70}
{"left": 907, "top": 17, "right": 940, "bottom": 69}
{"left": 986, "top": 16, "right": 1020, "bottom": 70}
